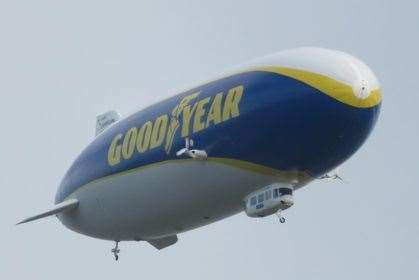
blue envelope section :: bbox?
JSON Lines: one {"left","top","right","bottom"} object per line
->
{"left": 56, "top": 70, "right": 381, "bottom": 203}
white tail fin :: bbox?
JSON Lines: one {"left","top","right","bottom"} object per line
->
{"left": 147, "top": 235, "right": 178, "bottom": 250}
{"left": 17, "top": 199, "right": 79, "bottom": 225}
{"left": 95, "top": 110, "right": 121, "bottom": 136}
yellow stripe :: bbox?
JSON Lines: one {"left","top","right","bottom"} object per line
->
{"left": 255, "top": 67, "right": 382, "bottom": 108}
{"left": 63, "top": 158, "right": 312, "bottom": 200}
{"left": 210, "top": 157, "right": 310, "bottom": 181}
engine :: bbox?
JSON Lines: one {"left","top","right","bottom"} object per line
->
{"left": 244, "top": 184, "right": 294, "bottom": 219}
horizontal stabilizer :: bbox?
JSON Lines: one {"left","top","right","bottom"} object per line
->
{"left": 17, "top": 199, "right": 79, "bottom": 225}
{"left": 147, "top": 235, "right": 178, "bottom": 250}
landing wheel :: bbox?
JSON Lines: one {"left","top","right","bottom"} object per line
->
{"left": 276, "top": 212, "right": 286, "bottom": 224}
{"left": 111, "top": 241, "right": 120, "bottom": 261}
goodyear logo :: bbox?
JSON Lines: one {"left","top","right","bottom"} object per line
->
{"left": 107, "top": 85, "right": 244, "bottom": 166}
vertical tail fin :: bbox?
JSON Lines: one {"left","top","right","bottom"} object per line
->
{"left": 96, "top": 110, "right": 121, "bottom": 136}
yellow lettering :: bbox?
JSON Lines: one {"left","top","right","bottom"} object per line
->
{"left": 222, "top": 85, "right": 244, "bottom": 121}
{"left": 108, "top": 134, "right": 123, "bottom": 166}
{"left": 150, "top": 114, "right": 168, "bottom": 149}
{"left": 122, "top": 127, "right": 138, "bottom": 160}
{"left": 193, "top": 97, "right": 210, "bottom": 133}
{"left": 181, "top": 103, "right": 198, "bottom": 137}
{"left": 136, "top": 121, "right": 152, "bottom": 153}
{"left": 206, "top": 92, "right": 223, "bottom": 127}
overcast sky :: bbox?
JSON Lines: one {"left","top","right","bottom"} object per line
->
{"left": 1, "top": 1, "right": 418, "bottom": 279}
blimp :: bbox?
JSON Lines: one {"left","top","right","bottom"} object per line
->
{"left": 18, "top": 47, "right": 381, "bottom": 260}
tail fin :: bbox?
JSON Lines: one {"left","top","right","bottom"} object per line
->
{"left": 96, "top": 110, "right": 121, "bottom": 136}
{"left": 17, "top": 199, "right": 79, "bottom": 225}
{"left": 147, "top": 235, "right": 178, "bottom": 250}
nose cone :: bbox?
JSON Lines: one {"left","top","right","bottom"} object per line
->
{"left": 266, "top": 47, "right": 382, "bottom": 108}
{"left": 252, "top": 48, "right": 382, "bottom": 176}
{"left": 284, "top": 48, "right": 382, "bottom": 175}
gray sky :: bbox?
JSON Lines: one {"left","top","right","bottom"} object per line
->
{"left": 1, "top": 0, "right": 418, "bottom": 279}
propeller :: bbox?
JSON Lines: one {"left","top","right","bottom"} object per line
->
{"left": 176, "top": 148, "right": 188, "bottom": 157}
{"left": 175, "top": 137, "right": 207, "bottom": 159}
